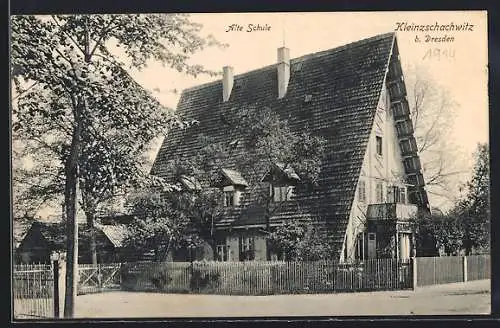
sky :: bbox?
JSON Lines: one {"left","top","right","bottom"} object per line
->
{"left": 125, "top": 11, "right": 488, "bottom": 211}
{"left": 25, "top": 11, "right": 489, "bottom": 219}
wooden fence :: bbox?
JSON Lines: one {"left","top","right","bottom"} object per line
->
{"left": 466, "top": 255, "right": 490, "bottom": 281}
{"left": 120, "top": 259, "right": 413, "bottom": 295}
{"left": 13, "top": 263, "right": 54, "bottom": 319}
{"left": 78, "top": 263, "right": 122, "bottom": 295}
{"left": 415, "top": 255, "right": 490, "bottom": 287}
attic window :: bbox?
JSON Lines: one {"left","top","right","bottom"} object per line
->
{"left": 304, "top": 94, "right": 313, "bottom": 103}
{"left": 272, "top": 185, "right": 296, "bottom": 202}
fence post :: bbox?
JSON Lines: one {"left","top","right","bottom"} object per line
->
{"left": 52, "top": 259, "right": 59, "bottom": 318}
{"left": 463, "top": 256, "right": 468, "bottom": 282}
{"left": 51, "top": 253, "right": 66, "bottom": 318}
{"left": 411, "top": 257, "right": 417, "bottom": 290}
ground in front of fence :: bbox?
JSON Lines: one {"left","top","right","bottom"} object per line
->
{"left": 74, "top": 279, "right": 490, "bottom": 318}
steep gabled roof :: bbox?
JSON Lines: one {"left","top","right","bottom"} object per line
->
{"left": 262, "top": 162, "right": 301, "bottom": 184}
{"left": 19, "top": 221, "right": 124, "bottom": 251}
{"left": 96, "top": 223, "right": 130, "bottom": 248}
{"left": 151, "top": 33, "right": 400, "bottom": 254}
{"left": 219, "top": 168, "right": 249, "bottom": 187}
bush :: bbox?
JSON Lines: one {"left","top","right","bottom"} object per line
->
{"left": 189, "top": 267, "right": 220, "bottom": 292}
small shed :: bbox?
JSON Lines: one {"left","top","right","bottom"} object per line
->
{"left": 16, "top": 221, "right": 131, "bottom": 264}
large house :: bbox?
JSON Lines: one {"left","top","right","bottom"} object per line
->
{"left": 151, "top": 32, "right": 431, "bottom": 262}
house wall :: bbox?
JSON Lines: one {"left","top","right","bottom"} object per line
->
{"left": 225, "top": 230, "right": 267, "bottom": 261}
{"left": 341, "top": 82, "right": 408, "bottom": 262}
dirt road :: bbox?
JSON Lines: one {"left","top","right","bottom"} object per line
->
{"left": 75, "top": 279, "right": 490, "bottom": 318}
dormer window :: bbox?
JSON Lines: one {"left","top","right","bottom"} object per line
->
{"left": 213, "top": 168, "right": 248, "bottom": 207}
{"left": 262, "top": 162, "right": 300, "bottom": 203}
{"left": 272, "top": 185, "right": 295, "bottom": 202}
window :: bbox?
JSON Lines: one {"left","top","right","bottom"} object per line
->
{"left": 400, "top": 139, "right": 415, "bottom": 154}
{"left": 216, "top": 245, "right": 230, "bottom": 261}
{"left": 388, "top": 82, "right": 403, "bottom": 99}
{"left": 376, "top": 182, "right": 384, "bottom": 203}
{"left": 376, "top": 136, "right": 383, "bottom": 156}
{"left": 387, "top": 185, "right": 407, "bottom": 204}
{"left": 400, "top": 187, "right": 406, "bottom": 204}
{"left": 396, "top": 120, "right": 412, "bottom": 136}
{"left": 272, "top": 185, "right": 295, "bottom": 202}
{"left": 239, "top": 236, "right": 255, "bottom": 261}
{"left": 358, "top": 180, "right": 366, "bottom": 203}
{"left": 223, "top": 191, "right": 234, "bottom": 207}
{"left": 355, "top": 233, "right": 365, "bottom": 260}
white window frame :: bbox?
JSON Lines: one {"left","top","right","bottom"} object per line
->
{"left": 223, "top": 191, "right": 234, "bottom": 207}
{"left": 272, "top": 185, "right": 295, "bottom": 202}
{"left": 216, "top": 245, "right": 230, "bottom": 261}
{"left": 239, "top": 236, "right": 255, "bottom": 261}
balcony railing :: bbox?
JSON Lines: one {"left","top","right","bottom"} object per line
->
{"left": 366, "top": 203, "right": 418, "bottom": 221}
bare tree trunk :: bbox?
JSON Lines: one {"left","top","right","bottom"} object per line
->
{"left": 82, "top": 198, "right": 99, "bottom": 266}
{"left": 63, "top": 106, "right": 83, "bottom": 318}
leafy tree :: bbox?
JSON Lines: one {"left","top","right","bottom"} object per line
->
{"left": 123, "top": 188, "right": 189, "bottom": 261}
{"left": 410, "top": 143, "right": 490, "bottom": 256}
{"left": 267, "top": 219, "right": 336, "bottom": 261}
{"left": 410, "top": 212, "right": 461, "bottom": 256}
{"left": 449, "top": 143, "right": 490, "bottom": 255}
{"left": 11, "top": 14, "right": 223, "bottom": 317}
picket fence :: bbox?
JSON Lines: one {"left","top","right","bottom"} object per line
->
{"left": 12, "top": 263, "right": 54, "bottom": 319}
{"left": 119, "top": 258, "right": 413, "bottom": 295}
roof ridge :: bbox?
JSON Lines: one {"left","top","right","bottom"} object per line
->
{"left": 181, "top": 32, "right": 395, "bottom": 94}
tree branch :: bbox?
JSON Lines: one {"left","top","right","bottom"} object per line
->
{"left": 51, "top": 15, "right": 86, "bottom": 56}
{"left": 88, "top": 16, "right": 118, "bottom": 60}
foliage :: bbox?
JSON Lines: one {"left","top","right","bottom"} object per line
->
{"left": 267, "top": 220, "right": 337, "bottom": 261}
{"left": 123, "top": 188, "right": 192, "bottom": 261}
{"left": 190, "top": 268, "right": 221, "bottom": 292}
{"left": 11, "top": 13, "right": 224, "bottom": 316}
{"left": 410, "top": 143, "right": 490, "bottom": 255}
{"left": 449, "top": 143, "right": 490, "bottom": 254}
{"left": 11, "top": 14, "right": 222, "bottom": 217}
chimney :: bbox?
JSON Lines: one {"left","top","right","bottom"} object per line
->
{"left": 277, "top": 47, "right": 290, "bottom": 99}
{"left": 222, "top": 66, "right": 234, "bottom": 102}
